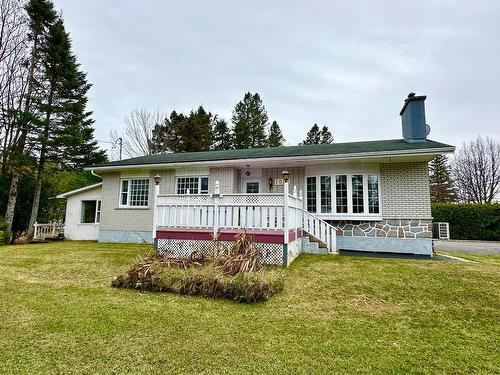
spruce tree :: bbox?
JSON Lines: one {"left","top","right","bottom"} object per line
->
{"left": 302, "top": 124, "right": 321, "bottom": 144}
{"left": 320, "top": 126, "right": 334, "bottom": 144}
{"left": 232, "top": 92, "right": 268, "bottom": 149}
{"left": 429, "top": 155, "right": 456, "bottom": 202}
{"left": 26, "top": 17, "right": 105, "bottom": 240}
{"left": 268, "top": 121, "right": 285, "bottom": 147}
{"left": 153, "top": 107, "right": 213, "bottom": 153}
{"left": 3, "top": 0, "right": 57, "bottom": 232}
{"left": 212, "top": 118, "right": 233, "bottom": 150}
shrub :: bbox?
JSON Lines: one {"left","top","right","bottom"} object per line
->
{"left": 0, "top": 219, "right": 12, "bottom": 245}
{"left": 112, "top": 257, "right": 285, "bottom": 303}
{"left": 432, "top": 203, "right": 500, "bottom": 241}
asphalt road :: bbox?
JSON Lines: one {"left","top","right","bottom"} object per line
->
{"left": 434, "top": 240, "right": 500, "bottom": 254}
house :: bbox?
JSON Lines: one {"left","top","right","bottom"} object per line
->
{"left": 58, "top": 93, "right": 454, "bottom": 265}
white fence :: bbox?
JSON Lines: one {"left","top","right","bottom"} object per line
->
{"left": 154, "top": 182, "right": 338, "bottom": 253}
{"left": 33, "top": 222, "right": 64, "bottom": 240}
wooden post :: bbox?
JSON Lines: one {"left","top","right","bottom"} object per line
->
{"left": 213, "top": 180, "right": 220, "bottom": 237}
{"left": 283, "top": 180, "right": 289, "bottom": 245}
{"left": 34, "top": 222, "right": 38, "bottom": 239}
{"left": 152, "top": 181, "right": 160, "bottom": 241}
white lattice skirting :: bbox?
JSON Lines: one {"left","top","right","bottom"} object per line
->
{"left": 156, "top": 238, "right": 285, "bottom": 266}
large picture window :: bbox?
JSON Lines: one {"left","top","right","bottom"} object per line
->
{"left": 120, "top": 178, "right": 149, "bottom": 207}
{"left": 306, "top": 173, "right": 381, "bottom": 217}
{"left": 176, "top": 176, "right": 209, "bottom": 194}
{"left": 81, "top": 200, "right": 101, "bottom": 223}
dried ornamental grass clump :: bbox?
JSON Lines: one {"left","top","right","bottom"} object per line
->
{"left": 112, "top": 231, "right": 284, "bottom": 303}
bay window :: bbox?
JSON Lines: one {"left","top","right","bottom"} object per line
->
{"left": 368, "top": 175, "right": 380, "bottom": 214}
{"left": 306, "top": 173, "right": 381, "bottom": 217}
{"left": 306, "top": 177, "right": 317, "bottom": 212}
{"left": 320, "top": 176, "right": 332, "bottom": 213}
{"left": 176, "top": 176, "right": 209, "bottom": 194}
{"left": 120, "top": 178, "right": 149, "bottom": 207}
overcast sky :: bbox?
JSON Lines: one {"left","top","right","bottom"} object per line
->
{"left": 54, "top": 0, "right": 500, "bottom": 156}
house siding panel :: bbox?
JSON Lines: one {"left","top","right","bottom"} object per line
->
{"left": 262, "top": 167, "right": 305, "bottom": 194}
{"left": 380, "top": 162, "right": 431, "bottom": 219}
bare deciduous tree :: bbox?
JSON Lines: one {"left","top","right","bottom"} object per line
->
{"left": 452, "top": 136, "right": 500, "bottom": 203}
{"left": 110, "top": 109, "right": 168, "bottom": 159}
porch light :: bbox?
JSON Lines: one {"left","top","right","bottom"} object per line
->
{"left": 281, "top": 169, "right": 290, "bottom": 182}
{"left": 153, "top": 174, "right": 161, "bottom": 185}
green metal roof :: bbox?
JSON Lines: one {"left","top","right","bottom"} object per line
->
{"left": 92, "top": 139, "right": 454, "bottom": 169}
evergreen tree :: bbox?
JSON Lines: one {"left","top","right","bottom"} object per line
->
{"left": 232, "top": 92, "right": 268, "bottom": 149}
{"left": 212, "top": 118, "right": 233, "bottom": 150}
{"left": 3, "top": 0, "right": 57, "bottom": 232}
{"left": 320, "top": 126, "right": 334, "bottom": 144}
{"left": 26, "top": 17, "right": 105, "bottom": 240}
{"left": 429, "top": 155, "right": 456, "bottom": 202}
{"left": 302, "top": 124, "right": 321, "bottom": 144}
{"left": 268, "top": 120, "right": 285, "bottom": 147}
{"left": 153, "top": 106, "right": 213, "bottom": 153}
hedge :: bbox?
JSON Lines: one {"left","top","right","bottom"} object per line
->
{"left": 432, "top": 203, "right": 500, "bottom": 241}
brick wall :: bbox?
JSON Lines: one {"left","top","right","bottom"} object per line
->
{"left": 380, "top": 162, "right": 431, "bottom": 219}
{"left": 208, "top": 167, "right": 237, "bottom": 194}
{"left": 99, "top": 172, "right": 154, "bottom": 232}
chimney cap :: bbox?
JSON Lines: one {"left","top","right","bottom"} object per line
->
{"left": 400, "top": 92, "right": 427, "bottom": 115}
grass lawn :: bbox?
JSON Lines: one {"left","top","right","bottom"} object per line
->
{"left": 0, "top": 242, "right": 499, "bottom": 374}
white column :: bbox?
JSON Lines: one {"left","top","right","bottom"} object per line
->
{"left": 213, "top": 180, "right": 220, "bottom": 237}
{"left": 283, "top": 180, "right": 289, "bottom": 244}
{"left": 152, "top": 183, "right": 160, "bottom": 240}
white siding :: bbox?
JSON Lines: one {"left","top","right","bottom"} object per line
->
{"left": 64, "top": 186, "right": 102, "bottom": 240}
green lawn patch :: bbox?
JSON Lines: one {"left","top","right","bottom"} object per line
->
{"left": 0, "top": 241, "right": 499, "bottom": 374}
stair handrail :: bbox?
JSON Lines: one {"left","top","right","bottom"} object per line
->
{"left": 296, "top": 207, "right": 338, "bottom": 253}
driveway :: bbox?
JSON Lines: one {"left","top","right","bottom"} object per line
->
{"left": 434, "top": 240, "right": 500, "bottom": 254}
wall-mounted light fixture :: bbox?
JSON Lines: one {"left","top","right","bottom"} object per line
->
{"left": 281, "top": 169, "right": 290, "bottom": 183}
{"left": 245, "top": 164, "right": 251, "bottom": 177}
{"left": 268, "top": 177, "right": 273, "bottom": 192}
{"left": 153, "top": 174, "right": 162, "bottom": 185}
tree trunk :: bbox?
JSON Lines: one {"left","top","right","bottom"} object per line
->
{"left": 3, "top": 32, "right": 38, "bottom": 232}
{"left": 27, "top": 86, "right": 53, "bottom": 242}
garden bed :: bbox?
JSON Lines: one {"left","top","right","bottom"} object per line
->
{"left": 112, "top": 232, "right": 285, "bottom": 303}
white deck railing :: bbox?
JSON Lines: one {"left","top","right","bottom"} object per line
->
{"left": 33, "top": 222, "right": 64, "bottom": 240}
{"left": 153, "top": 181, "right": 337, "bottom": 252}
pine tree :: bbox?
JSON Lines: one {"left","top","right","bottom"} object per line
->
{"left": 302, "top": 124, "right": 321, "bottom": 144}
{"left": 212, "top": 118, "right": 233, "bottom": 150}
{"left": 26, "top": 16, "right": 105, "bottom": 240}
{"left": 232, "top": 92, "right": 268, "bottom": 149}
{"left": 429, "top": 155, "right": 456, "bottom": 202}
{"left": 320, "top": 126, "right": 334, "bottom": 144}
{"left": 268, "top": 121, "right": 285, "bottom": 147}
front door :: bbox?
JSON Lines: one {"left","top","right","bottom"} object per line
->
{"left": 245, "top": 181, "right": 260, "bottom": 194}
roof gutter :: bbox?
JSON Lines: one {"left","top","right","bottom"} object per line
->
{"left": 86, "top": 146, "right": 455, "bottom": 172}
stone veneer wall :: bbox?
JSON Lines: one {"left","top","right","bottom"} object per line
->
{"left": 330, "top": 219, "right": 432, "bottom": 239}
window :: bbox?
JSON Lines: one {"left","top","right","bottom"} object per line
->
{"left": 176, "top": 176, "right": 209, "bottom": 194}
{"left": 245, "top": 181, "right": 260, "bottom": 193}
{"left": 336, "top": 175, "right": 348, "bottom": 213}
{"left": 368, "top": 175, "right": 379, "bottom": 214}
{"left": 81, "top": 200, "right": 101, "bottom": 223}
{"left": 320, "top": 176, "right": 332, "bottom": 213}
{"left": 120, "top": 178, "right": 149, "bottom": 207}
{"left": 352, "top": 175, "right": 364, "bottom": 213}
{"left": 306, "top": 177, "right": 317, "bottom": 212}
{"left": 306, "top": 173, "right": 381, "bottom": 216}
